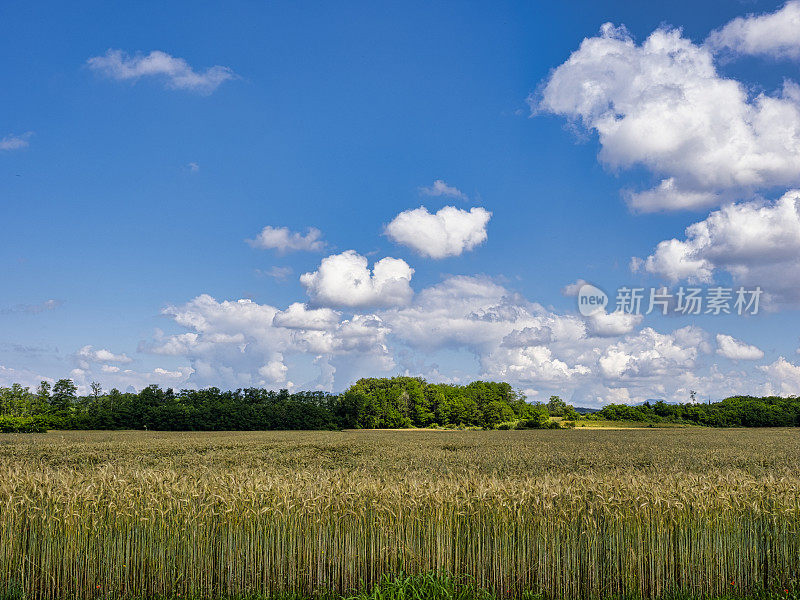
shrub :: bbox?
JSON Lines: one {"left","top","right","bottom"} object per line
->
{"left": 0, "top": 415, "right": 48, "bottom": 433}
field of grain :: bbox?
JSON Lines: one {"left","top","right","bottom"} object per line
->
{"left": 1, "top": 429, "right": 799, "bottom": 600}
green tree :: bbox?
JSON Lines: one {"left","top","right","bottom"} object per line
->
{"left": 51, "top": 379, "right": 77, "bottom": 414}
{"left": 516, "top": 403, "right": 551, "bottom": 429}
{"left": 482, "top": 400, "right": 515, "bottom": 426}
{"left": 429, "top": 387, "right": 451, "bottom": 425}
{"left": 0, "top": 384, "right": 36, "bottom": 417}
{"left": 35, "top": 381, "right": 51, "bottom": 412}
{"left": 546, "top": 395, "right": 568, "bottom": 417}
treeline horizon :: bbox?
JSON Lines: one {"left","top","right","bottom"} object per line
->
{"left": 596, "top": 396, "right": 800, "bottom": 427}
{"left": 0, "top": 377, "right": 540, "bottom": 432}
{"left": 1, "top": 376, "right": 799, "bottom": 432}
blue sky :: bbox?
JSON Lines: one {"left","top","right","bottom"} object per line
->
{"left": 2, "top": 0, "right": 800, "bottom": 404}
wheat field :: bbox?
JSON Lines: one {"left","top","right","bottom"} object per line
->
{"left": 1, "top": 429, "right": 799, "bottom": 599}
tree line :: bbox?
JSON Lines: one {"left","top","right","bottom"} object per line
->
{"left": 0, "top": 377, "right": 539, "bottom": 432}
{"left": 595, "top": 396, "right": 800, "bottom": 427}
{"left": 3, "top": 377, "right": 800, "bottom": 432}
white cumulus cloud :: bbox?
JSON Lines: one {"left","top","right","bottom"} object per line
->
{"left": 485, "top": 345, "right": 591, "bottom": 383}
{"left": 536, "top": 23, "right": 800, "bottom": 211}
{"left": 385, "top": 206, "right": 491, "bottom": 259}
{"left": 141, "top": 294, "right": 394, "bottom": 390}
{"left": 636, "top": 190, "right": 800, "bottom": 305}
{"left": 586, "top": 310, "right": 643, "bottom": 337}
{"left": 121, "top": 275, "right": 784, "bottom": 404}
{"left": 716, "top": 334, "right": 765, "bottom": 360}
{"left": 272, "top": 303, "right": 340, "bottom": 330}
{"left": 759, "top": 357, "right": 800, "bottom": 395}
{"left": 300, "top": 251, "right": 414, "bottom": 308}
{"left": 597, "top": 327, "right": 708, "bottom": 380}
{"left": 76, "top": 345, "right": 133, "bottom": 365}
{"left": 707, "top": 1, "right": 800, "bottom": 60}
{"left": 561, "top": 279, "right": 589, "bottom": 297}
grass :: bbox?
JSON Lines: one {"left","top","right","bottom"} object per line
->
{"left": 3, "top": 572, "right": 796, "bottom": 600}
{"left": 0, "top": 429, "right": 799, "bottom": 599}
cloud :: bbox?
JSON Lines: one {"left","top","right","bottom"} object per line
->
{"left": 246, "top": 226, "right": 326, "bottom": 253}
{"left": 623, "top": 179, "right": 719, "bottom": 213}
{"left": 716, "top": 334, "right": 764, "bottom": 360}
{"left": 561, "top": 279, "right": 588, "bottom": 297}
{"left": 559, "top": 281, "right": 642, "bottom": 336}
{"left": 0, "top": 364, "right": 51, "bottom": 389}
{"left": 272, "top": 303, "right": 340, "bottom": 330}
{"left": 0, "top": 132, "right": 32, "bottom": 151}
{"left": 636, "top": 190, "right": 800, "bottom": 304}
{"left": 759, "top": 357, "right": 800, "bottom": 395}
{"left": 536, "top": 23, "right": 800, "bottom": 211}
{"left": 586, "top": 310, "right": 643, "bottom": 337}
{"left": 87, "top": 49, "right": 236, "bottom": 94}
{"left": 2, "top": 343, "right": 57, "bottom": 356}
{"left": 382, "top": 275, "right": 593, "bottom": 390}
{"left": 69, "top": 363, "right": 194, "bottom": 394}
{"left": 186, "top": 162, "right": 200, "bottom": 172}
{"left": 0, "top": 299, "right": 62, "bottom": 315}
{"left": 146, "top": 295, "right": 293, "bottom": 388}
{"left": 484, "top": 345, "right": 591, "bottom": 383}
{"left": 153, "top": 367, "right": 188, "bottom": 379}
{"left": 300, "top": 250, "right": 414, "bottom": 308}
{"left": 633, "top": 239, "right": 714, "bottom": 283}
{"left": 256, "top": 266, "right": 293, "bottom": 281}
{"left": 141, "top": 293, "right": 394, "bottom": 390}
{"left": 76, "top": 345, "right": 133, "bottom": 366}
{"left": 138, "top": 276, "right": 581, "bottom": 392}
{"left": 141, "top": 276, "right": 589, "bottom": 389}
{"left": 597, "top": 326, "right": 708, "bottom": 380}
{"left": 383, "top": 276, "right": 712, "bottom": 398}
{"left": 502, "top": 326, "right": 553, "bottom": 347}
{"left": 707, "top": 1, "right": 800, "bottom": 60}
{"left": 419, "top": 179, "right": 467, "bottom": 200}
{"left": 383, "top": 275, "right": 586, "bottom": 353}
{"left": 124, "top": 273, "right": 785, "bottom": 404}
{"left": 71, "top": 345, "right": 180, "bottom": 392}
{"left": 385, "top": 206, "right": 491, "bottom": 258}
